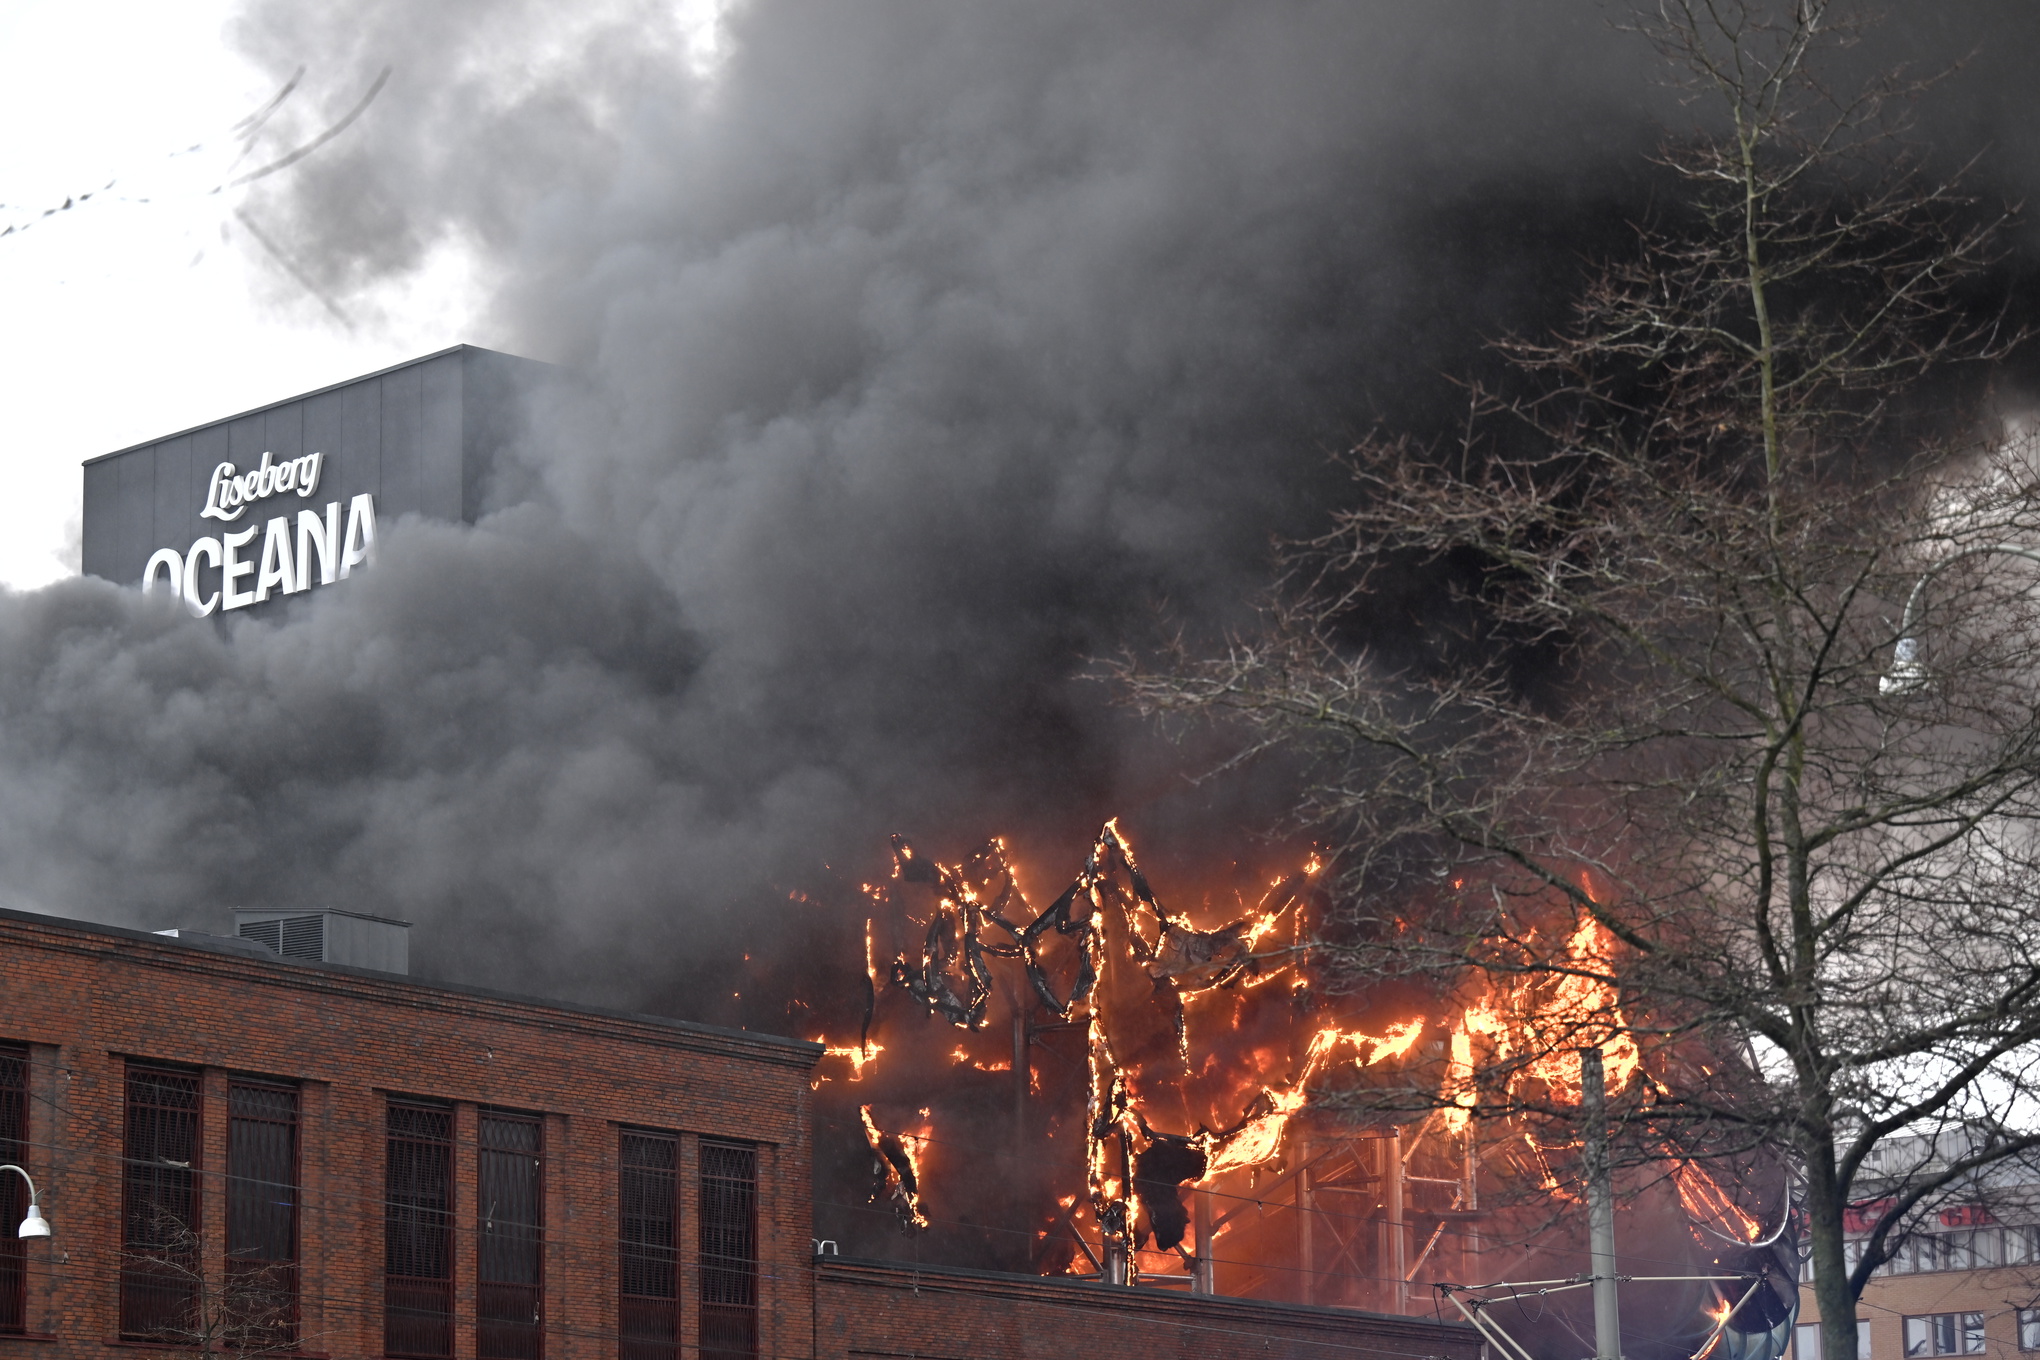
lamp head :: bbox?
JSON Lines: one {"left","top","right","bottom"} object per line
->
{"left": 1880, "top": 636, "right": 1929, "bottom": 696}
{"left": 16, "top": 1203, "right": 48, "bottom": 1239}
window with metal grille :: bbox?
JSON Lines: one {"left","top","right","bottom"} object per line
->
{"left": 698, "top": 1142, "right": 757, "bottom": 1360}
{"left": 120, "top": 1065, "right": 202, "bottom": 1341}
{"left": 0, "top": 1046, "right": 26, "bottom": 1336}
{"left": 619, "top": 1132, "right": 678, "bottom": 1360}
{"left": 227, "top": 1080, "right": 299, "bottom": 1350}
{"left": 385, "top": 1102, "right": 454, "bottom": 1360}
{"left": 477, "top": 1111, "right": 543, "bottom": 1360}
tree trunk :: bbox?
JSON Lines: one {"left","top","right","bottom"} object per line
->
{"left": 1801, "top": 1133, "right": 1857, "bottom": 1360}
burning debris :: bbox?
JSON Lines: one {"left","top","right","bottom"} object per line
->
{"left": 815, "top": 820, "right": 1795, "bottom": 1356}
{"left": 859, "top": 1104, "right": 930, "bottom": 1230}
{"left": 843, "top": 822, "right": 1344, "bottom": 1277}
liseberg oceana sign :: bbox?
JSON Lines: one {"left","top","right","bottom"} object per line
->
{"left": 141, "top": 450, "right": 377, "bottom": 616}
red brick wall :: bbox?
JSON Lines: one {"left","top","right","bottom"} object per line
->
{"left": 0, "top": 909, "right": 819, "bottom": 1360}
{"left": 811, "top": 1257, "right": 1486, "bottom": 1360}
{"left": 0, "top": 909, "right": 1488, "bottom": 1360}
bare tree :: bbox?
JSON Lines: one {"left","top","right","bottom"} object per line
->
{"left": 121, "top": 1208, "right": 302, "bottom": 1358}
{"left": 1119, "top": 5, "right": 2040, "bottom": 1359}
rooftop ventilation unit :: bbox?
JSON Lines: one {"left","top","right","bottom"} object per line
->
{"left": 232, "top": 908, "right": 410, "bottom": 974}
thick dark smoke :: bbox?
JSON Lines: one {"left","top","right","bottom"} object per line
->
{"left": 4, "top": 2, "right": 2037, "bottom": 1027}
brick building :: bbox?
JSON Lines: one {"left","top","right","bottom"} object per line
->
{"left": 1795, "top": 1133, "right": 2040, "bottom": 1360}
{"left": 0, "top": 903, "right": 814, "bottom": 1360}
{"left": 0, "top": 905, "right": 1482, "bottom": 1360}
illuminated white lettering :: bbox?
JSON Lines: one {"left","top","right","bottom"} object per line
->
{"left": 255, "top": 517, "right": 296, "bottom": 602}
{"left": 183, "top": 538, "right": 222, "bottom": 617}
{"left": 340, "top": 494, "right": 377, "bottom": 578}
{"left": 201, "top": 451, "right": 324, "bottom": 522}
{"left": 298, "top": 503, "right": 340, "bottom": 589}
{"left": 142, "top": 548, "right": 183, "bottom": 598}
{"left": 220, "top": 526, "right": 257, "bottom": 610}
{"left": 147, "top": 480, "right": 368, "bottom": 615}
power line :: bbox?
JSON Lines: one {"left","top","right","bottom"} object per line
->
{"left": 0, "top": 1103, "right": 1757, "bottom": 1290}
{"left": 0, "top": 1021, "right": 1785, "bottom": 1329}
{"left": 0, "top": 1116, "right": 1500, "bottom": 1345}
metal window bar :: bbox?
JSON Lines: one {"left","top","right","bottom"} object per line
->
{"left": 619, "top": 1132, "right": 679, "bottom": 1360}
{"left": 477, "top": 1112, "right": 544, "bottom": 1360}
{"left": 385, "top": 1102, "right": 455, "bottom": 1360}
{"left": 120, "top": 1065, "right": 202, "bottom": 1342}
{"left": 227, "top": 1080, "right": 300, "bottom": 1351}
{"left": 0, "top": 1047, "right": 25, "bottom": 1335}
{"left": 698, "top": 1142, "right": 757, "bottom": 1360}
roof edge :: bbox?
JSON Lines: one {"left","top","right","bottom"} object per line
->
{"left": 0, "top": 902, "right": 821, "bottom": 1065}
{"left": 82, "top": 344, "right": 547, "bottom": 467}
{"left": 813, "top": 1255, "right": 1479, "bottom": 1335}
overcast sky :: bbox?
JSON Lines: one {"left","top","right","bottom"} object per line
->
{"left": 0, "top": 0, "right": 614, "bottom": 589}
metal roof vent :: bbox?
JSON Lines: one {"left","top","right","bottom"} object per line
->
{"left": 232, "top": 908, "right": 410, "bottom": 974}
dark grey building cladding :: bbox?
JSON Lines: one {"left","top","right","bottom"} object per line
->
{"left": 82, "top": 345, "right": 547, "bottom": 601}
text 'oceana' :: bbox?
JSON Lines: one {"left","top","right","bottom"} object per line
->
{"left": 143, "top": 494, "right": 377, "bottom": 617}
{"left": 200, "top": 450, "right": 325, "bottom": 522}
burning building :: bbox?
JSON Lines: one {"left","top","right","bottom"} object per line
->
{"left": 809, "top": 821, "right": 1803, "bottom": 1360}
{"left": 70, "top": 352, "right": 1808, "bottom": 1360}
{"left": 0, "top": 898, "right": 1483, "bottom": 1360}
{"left": 56, "top": 355, "right": 1488, "bottom": 1360}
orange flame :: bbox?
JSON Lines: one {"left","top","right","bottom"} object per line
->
{"left": 859, "top": 1105, "right": 930, "bottom": 1230}
{"left": 1674, "top": 1162, "right": 1764, "bottom": 1243}
{"left": 842, "top": 822, "right": 1721, "bottom": 1315}
{"left": 818, "top": 1039, "right": 885, "bottom": 1081}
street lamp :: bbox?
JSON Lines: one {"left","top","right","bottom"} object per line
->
{"left": 1881, "top": 544, "right": 2040, "bottom": 696}
{"left": 0, "top": 1166, "right": 49, "bottom": 1238}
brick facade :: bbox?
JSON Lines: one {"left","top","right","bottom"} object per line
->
{"left": 1796, "top": 1256, "right": 2040, "bottom": 1360}
{"left": 0, "top": 907, "right": 816, "bottom": 1360}
{"left": 0, "top": 907, "right": 1483, "bottom": 1360}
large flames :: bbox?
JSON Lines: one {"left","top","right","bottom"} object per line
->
{"left": 809, "top": 820, "right": 1785, "bottom": 1333}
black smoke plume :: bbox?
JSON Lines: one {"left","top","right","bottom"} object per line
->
{"left": 5, "top": 1, "right": 2037, "bottom": 1037}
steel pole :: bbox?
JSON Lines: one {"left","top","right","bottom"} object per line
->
{"left": 1012, "top": 1008, "right": 1029, "bottom": 1136}
{"left": 1297, "top": 1131, "right": 1315, "bottom": 1305}
{"left": 1192, "top": 1188, "right": 1214, "bottom": 1293}
{"left": 1388, "top": 1129, "right": 1407, "bottom": 1313}
{"left": 1581, "top": 1047, "right": 1622, "bottom": 1360}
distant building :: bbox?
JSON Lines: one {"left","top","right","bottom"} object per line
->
{"left": 1796, "top": 1133, "right": 2040, "bottom": 1360}
{"left": 81, "top": 346, "right": 548, "bottom": 617}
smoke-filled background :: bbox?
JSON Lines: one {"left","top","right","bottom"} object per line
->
{"left": 3, "top": 0, "right": 2039, "bottom": 1026}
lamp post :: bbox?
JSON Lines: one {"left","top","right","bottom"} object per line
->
{"left": 0, "top": 1166, "right": 50, "bottom": 1239}
{"left": 1881, "top": 544, "right": 2040, "bottom": 695}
